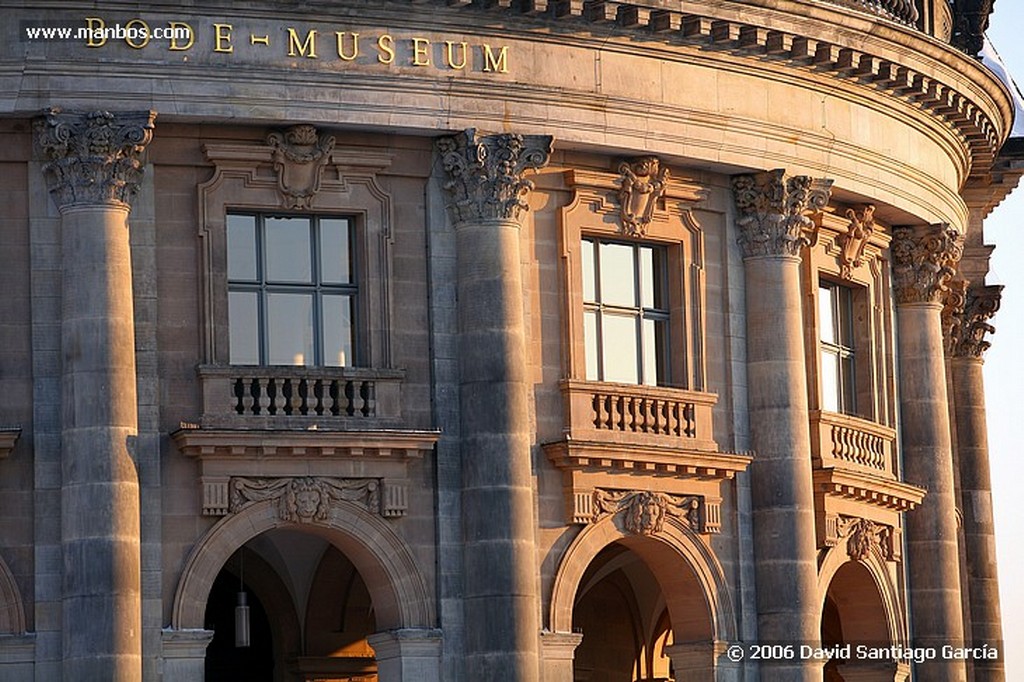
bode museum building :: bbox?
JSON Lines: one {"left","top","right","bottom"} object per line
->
{"left": 0, "top": 1, "right": 1021, "bottom": 680}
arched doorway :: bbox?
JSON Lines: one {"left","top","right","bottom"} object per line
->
{"left": 820, "top": 559, "right": 905, "bottom": 682}
{"left": 166, "top": 498, "right": 440, "bottom": 682}
{"left": 203, "top": 530, "right": 380, "bottom": 682}
{"left": 548, "top": 515, "right": 738, "bottom": 681}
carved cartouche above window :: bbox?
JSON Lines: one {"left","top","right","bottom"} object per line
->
{"left": 945, "top": 284, "right": 1002, "bottom": 358}
{"left": 890, "top": 223, "right": 963, "bottom": 305}
{"left": 836, "top": 205, "right": 876, "bottom": 280}
{"left": 266, "top": 124, "right": 335, "bottom": 209}
{"left": 588, "top": 489, "right": 717, "bottom": 535}
{"left": 617, "top": 156, "right": 669, "bottom": 237}
{"left": 731, "top": 169, "right": 833, "bottom": 259}
{"left": 34, "top": 108, "right": 156, "bottom": 210}
{"left": 436, "top": 128, "right": 552, "bottom": 224}
{"left": 230, "top": 476, "right": 381, "bottom": 523}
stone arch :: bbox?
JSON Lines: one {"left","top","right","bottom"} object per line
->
{"left": 172, "top": 499, "right": 434, "bottom": 631}
{"left": 549, "top": 514, "right": 738, "bottom": 644}
{"left": 817, "top": 546, "right": 906, "bottom": 649}
{"left": 0, "top": 554, "right": 26, "bottom": 634}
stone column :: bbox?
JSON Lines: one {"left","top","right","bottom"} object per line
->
{"left": 35, "top": 109, "right": 155, "bottom": 681}
{"left": 437, "top": 129, "right": 552, "bottom": 682}
{"left": 945, "top": 285, "right": 1005, "bottom": 680}
{"left": 368, "top": 628, "right": 444, "bottom": 682}
{"left": 891, "top": 223, "right": 966, "bottom": 681}
{"left": 731, "top": 170, "right": 832, "bottom": 681}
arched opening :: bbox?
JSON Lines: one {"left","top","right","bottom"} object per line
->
{"left": 571, "top": 537, "right": 713, "bottom": 682}
{"left": 821, "top": 560, "right": 892, "bottom": 681}
{"left": 202, "top": 528, "right": 381, "bottom": 682}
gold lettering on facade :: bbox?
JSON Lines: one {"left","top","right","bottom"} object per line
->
{"left": 377, "top": 34, "right": 395, "bottom": 64}
{"left": 213, "top": 23, "right": 233, "bottom": 53}
{"left": 412, "top": 38, "right": 431, "bottom": 66}
{"left": 445, "top": 40, "right": 468, "bottom": 70}
{"left": 482, "top": 44, "right": 509, "bottom": 73}
{"left": 287, "top": 28, "right": 318, "bottom": 58}
{"left": 124, "top": 19, "right": 150, "bottom": 49}
{"left": 250, "top": 35, "right": 270, "bottom": 46}
{"left": 84, "top": 17, "right": 106, "bottom": 48}
{"left": 335, "top": 32, "right": 359, "bottom": 61}
{"left": 168, "top": 22, "right": 194, "bottom": 51}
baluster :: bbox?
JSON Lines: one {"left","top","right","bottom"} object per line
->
{"left": 362, "top": 381, "right": 376, "bottom": 417}
{"left": 330, "top": 379, "right": 342, "bottom": 416}
{"left": 254, "top": 377, "right": 270, "bottom": 415}
{"left": 241, "top": 377, "right": 255, "bottom": 415}
{"left": 284, "top": 378, "right": 298, "bottom": 415}
{"left": 232, "top": 378, "right": 245, "bottom": 415}
{"left": 312, "top": 379, "right": 324, "bottom": 415}
{"left": 592, "top": 393, "right": 604, "bottom": 429}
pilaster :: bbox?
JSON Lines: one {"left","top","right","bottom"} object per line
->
{"left": 890, "top": 223, "right": 966, "bottom": 681}
{"left": 731, "top": 169, "right": 832, "bottom": 681}
{"left": 437, "top": 129, "right": 552, "bottom": 682}
{"left": 34, "top": 108, "right": 155, "bottom": 682}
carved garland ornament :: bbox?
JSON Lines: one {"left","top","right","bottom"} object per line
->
{"left": 890, "top": 224, "right": 963, "bottom": 305}
{"left": 34, "top": 108, "right": 156, "bottom": 210}
{"left": 229, "top": 476, "right": 380, "bottom": 524}
{"left": 946, "top": 284, "right": 1002, "bottom": 358}
{"left": 617, "top": 157, "right": 669, "bottom": 237}
{"left": 837, "top": 205, "right": 876, "bottom": 279}
{"left": 436, "top": 128, "right": 552, "bottom": 224}
{"left": 592, "top": 489, "right": 702, "bottom": 535}
{"left": 731, "top": 169, "right": 833, "bottom": 259}
{"left": 266, "top": 124, "right": 336, "bottom": 209}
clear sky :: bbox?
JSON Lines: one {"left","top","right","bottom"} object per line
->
{"left": 978, "top": 5, "right": 1023, "bottom": 678}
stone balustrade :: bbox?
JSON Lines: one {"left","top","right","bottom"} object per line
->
{"left": 197, "top": 365, "right": 404, "bottom": 427}
{"left": 820, "top": 0, "right": 919, "bottom": 26}
{"left": 810, "top": 410, "right": 897, "bottom": 477}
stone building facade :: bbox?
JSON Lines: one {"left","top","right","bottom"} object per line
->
{"left": 0, "top": 1, "right": 1019, "bottom": 681}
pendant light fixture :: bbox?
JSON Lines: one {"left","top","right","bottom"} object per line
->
{"left": 235, "top": 549, "right": 250, "bottom": 648}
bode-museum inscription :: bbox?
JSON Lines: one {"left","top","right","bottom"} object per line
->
{"left": 77, "top": 16, "right": 512, "bottom": 73}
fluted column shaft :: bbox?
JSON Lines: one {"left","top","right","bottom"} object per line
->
{"left": 947, "top": 286, "right": 1004, "bottom": 680}
{"left": 438, "top": 130, "right": 551, "bottom": 682}
{"left": 36, "top": 109, "right": 154, "bottom": 682}
{"left": 732, "top": 170, "right": 831, "bottom": 681}
{"left": 892, "top": 224, "right": 966, "bottom": 682}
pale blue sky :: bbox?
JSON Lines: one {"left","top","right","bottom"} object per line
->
{"left": 978, "top": 4, "right": 1022, "bottom": 678}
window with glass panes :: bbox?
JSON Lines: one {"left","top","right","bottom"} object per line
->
{"left": 819, "top": 281, "right": 856, "bottom": 414}
{"left": 581, "top": 238, "right": 669, "bottom": 385}
{"left": 227, "top": 213, "right": 356, "bottom": 366}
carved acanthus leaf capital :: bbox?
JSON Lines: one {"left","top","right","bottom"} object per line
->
{"left": 946, "top": 284, "right": 1002, "bottom": 358}
{"left": 34, "top": 108, "right": 156, "bottom": 211}
{"left": 891, "top": 223, "right": 963, "bottom": 305}
{"left": 267, "top": 124, "right": 336, "bottom": 209}
{"left": 837, "top": 205, "right": 876, "bottom": 279}
{"left": 229, "top": 476, "right": 380, "bottom": 523}
{"left": 731, "top": 169, "right": 833, "bottom": 258}
{"left": 617, "top": 156, "right": 669, "bottom": 237}
{"left": 436, "top": 128, "right": 552, "bottom": 224}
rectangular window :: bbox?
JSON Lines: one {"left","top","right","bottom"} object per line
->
{"left": 581, "top": 238, "right": 669, "bottom": 386}
{"left": 819, "top": 281, "right": 856, "bottom": 414}
{"left": 227, "top": 213, "right": 357, "bottom": 366}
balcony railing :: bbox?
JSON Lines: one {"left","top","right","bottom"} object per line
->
{"left": 819, "top": 0, "right": 919, "bottom": 26}
{"left": 197, "top": 365, "right": 404, "bottom": 428}
{"left": 810, "top": 410, "right": 897, "bottom": 478}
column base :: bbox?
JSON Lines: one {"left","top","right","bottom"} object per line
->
{"left": 160, "top": 628, "right": 214, "bottom": 682}
{"left": 367, "top": 628, "right": 443, "bottom": 682}
{"left": 540, "top": 630, "right": 582, "bottom": 681}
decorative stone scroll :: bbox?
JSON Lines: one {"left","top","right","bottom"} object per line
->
{"left": 617, "top": 157, "right": 669, "bottom": 237}
{"left": 946, "top": 284, "right": 1002, "bottom": 358}
{"left": 436, "top": 128, "right": 552, "bottom": 224}
{"left": 228, "top": 476, "right": 381, "bottom": 523}
{"left": 890, "top": 223, "right": 963, "bottom": 305}
{"left": 34, "top": 108, "right": 156, "bottom": 210}
{"left": 731, "top": 169, "right": 833, "bottom": 258}
{"left": 824, "top": 514, "right": 899, "bottom": 562}
{"left": 266, "top": 124, "right": 336, "bottom": 209}
{"left": 590, "top": 489, "right": 714, "bottom": 535}
{"left": 837, "top": 205, "right": 876, "bottom": 279}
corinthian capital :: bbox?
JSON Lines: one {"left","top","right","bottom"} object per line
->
{"left": 436, "top": 128, "right": 552, "bottom": 224}
{"left": 731, "top": 169, "right": 833, "bottom": 259}
{"left": 891, "top": 224, "right": 963, "bottom": 305}
{"left": 34, "top": 109, "right": 156, "bottom": 211}
{"left": 946, "top": 285, "right": 1002, "bottom": 358}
